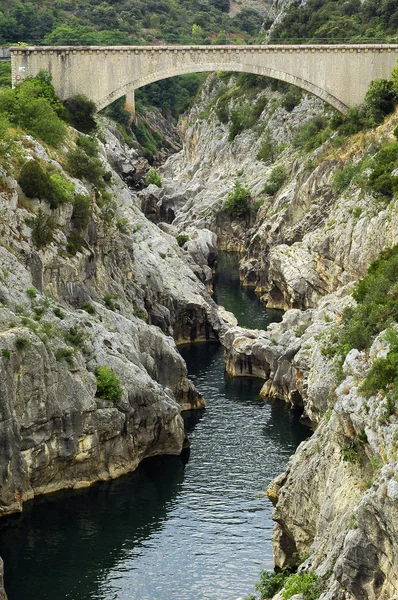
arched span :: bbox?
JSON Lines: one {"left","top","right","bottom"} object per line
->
{"left": 97, "top": 63, "right": 348, "bottom": 114}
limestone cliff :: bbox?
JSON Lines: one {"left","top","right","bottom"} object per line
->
{"left": 0, "top": 119, "right": 233, "bottom": 519}
{"left": 160, "top": 73, "right": 398, "bottom": 599}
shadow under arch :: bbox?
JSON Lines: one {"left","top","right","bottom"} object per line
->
{"left": 97, "top": 63, "right": 348, "bottom": 114}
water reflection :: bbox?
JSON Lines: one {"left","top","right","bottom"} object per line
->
{"left": 0, "top": 457, "right": 186, "bottom": 600}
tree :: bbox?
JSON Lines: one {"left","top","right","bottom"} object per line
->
{"left": 63, "top": 94, "right": 97, "bottom": 134}
{"left": 18, "top": 160, "right": 49, "bottom": 198}
{"left": 224, "top": 181, "right": 250, "bottom": 217}
{"left": 365, "top": 79, "right": 396, "bottom": 125}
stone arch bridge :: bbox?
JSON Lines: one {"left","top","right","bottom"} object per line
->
{"left": 10, "top": 44, "right": 398, "bottom": 115}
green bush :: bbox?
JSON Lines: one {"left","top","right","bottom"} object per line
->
{"left": 364, "top": 79, "right": 397, "bottom": 126}
{"left": 32, "top": 207, "right": 55, "bottom": 249}
{"left": 18, "top": 160, "right": 50, "bottom": 199}
{"left": 146, "top": 168, "right": 162, "bottom": 187}
{"left": 359, "top": 329, "right": 398, "bottom": 409}
{"left": 66, "top": 230, "right": 86, "bottom": 256}
{"left": 53, "top": 307, "right": 65, "bottom": 319}
{"left": 366, "top": 142, "right": 398, "bottom": 201}
{"left": 103, "top": 294, "right": 118, "bottom": 311}
{"left": 329, "top": 246, "right": 398, "bottom": 366}
{"left": 282, "top": 88, "right": 302, "bottom": 112}
{"left": 281, "top": 572, "right": 321, "bottom": 600}
{"left": 66, "top": 147, "right": 105, "bottom": 186}
{"left": 63, "top": 94, "right": 97, "bottom": 134}
{"left": 55, "top": 347, "right": 74, "bottom": 365}
{"left": 81, "top": 301, "right": 96, "bottom": 315}
{"left": 224, "top": 180, "right": 251, "bottom": 217}
{"left": 47, "top": 173, "right": 75, "bottom": 208}
{"left": 0, "top": 74, "right": 67, "bottom": 146}
{"left": 176, "top": 233, "right": 189, "bottom": 247}
{"left": 333, "top": 162, "right": 362, "bottom": 194}
{"left": 19, "top": 161, "right": 75, "bottom": 208}
{"left": 15, "top": 337, "right": 29, "bottom": 350}
{"left": 72, "top": 194, "right": 92, "bottom": 231}
{"left": 63, "top": 327, "right": 85, "bottom": 348}
{"left": 132, "top": 118, "right": 163, "bottom": 162}
{"left": 257, "top": 131, "right": 278, "bottom": 164}
{"left": 263, "top": 166, "right": 287, "bottom": 196}
{"left": 95, "top": 365, "right": 123, "bottom": 402}
{"left": 254, "top": 567, "right": 292, "bottom": 598}
{"left": 293, "top": 116, "right": 330, "bottom": 152}
{"left": 76, "top": 135, "right": 98, "bottom": 157}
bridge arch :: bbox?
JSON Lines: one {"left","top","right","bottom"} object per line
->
{"left": 100, "top": 63, "right": 347, "bottom": 114}
{"left": 11, "top": 45, "right": 398, "bottom": 116}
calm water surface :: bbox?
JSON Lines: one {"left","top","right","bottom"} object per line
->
{"left": 0, "top": 252, "right": 309, "bottom": 600}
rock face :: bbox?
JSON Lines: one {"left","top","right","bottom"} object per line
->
{"left": 162, "top": 76, "right": 398, "bottom": 313}
{"left": 159, "top": 74, "right": 398, "bottom": 599}
{"left": 269, "top": 333, "right": 398, "bottom": 600}
{"left": 0, "top": 559, "right": 6, "bottom": 600}
{"left": 0, "top": 121, "right": 235, "bottom": 518}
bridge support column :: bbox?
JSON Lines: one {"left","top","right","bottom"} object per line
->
{"left": 124, "top": 89, "right": 135, "bottom": 121}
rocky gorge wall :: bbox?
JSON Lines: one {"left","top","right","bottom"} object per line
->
{"left": 0, "top": 118, "right": 238, "bottom": 523}
{"left": 159, "top": 75, "right": 398, "bottom": 599}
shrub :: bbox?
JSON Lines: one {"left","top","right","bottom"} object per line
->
{"left": 104, "top": 294, "right": 118, "bottom": 311}
{"left": 66, "top": 148, "right": 105, "bottom": 186}
{"left": 0, "top": 74, "right": 66, "bottom": 146}
{"left": 282, "top": 88, "right": 302, "bottom": 112}
{"left": 32, "top": 207, "right": 55, "bottom": 249}
{"left": 328, "top": 246, "right": 398, "bottom": 366}
{"left": 1, "top": 349, "right": 11, "bottom": 359}
{"left": 76, "top": 135, "right": 98, "bottom": 157}
{"left": 95, "top": 365, "right": 123, "bottom": 402}
{"left": 47, "top": 173, "right": 75, "bottom": 208}
{"left": 176, "top": 233, "right": 189, "bottom": 247}
{"left": 146, "top": 168, "right": 162, "bottom": 187}
{"left": 72, "top": 194, "right": 92, "bottom": 231}
{"left": 254, "top": 567, "right": 292, "bottom": 598}
{"left": 15, "top": 337, "right": 29, "bottom": 350}
{"left": 365, "top": 79, "right": 396, "bottom": 125}
{"left": 81, "top": 301, "right": 96, "bottom": 315}
{"left": 66, "top": 230, "right": 86, "bottom": 256}
{"left": 55, "top": 347, "right": 74, "bottom": 365}
{"left": 26, "top": 287, "right": 37, "bottom": 298}
{"left": 333, "top": 162, "right": 362, "bottom": 194}
{"left": 25, "top": 98, "right": 67, "bottom": 146}
{"left": 293, "top": 115, "right": 329, "bottom": 151}
{"left": 366, "top": 142, "right": 398, "bottom": 201}
{"left": 263, "top": 166, "right": 287, "bottom": 196}
{"left": 18, "top": 160, "right": 50, "bottom": 199}
{"left": 281, "top": 572, "right": 321, "bottom": 600}
{"left": 63, "top": 327, "right": 85, "bottom": 348}
{"left": 257, "top": 131, "right": 277, "bottom": 164}
{"left": 132, "top": 119, "right": 163, "bottom": 161}
{"left": 223, "top": 180, "right": 251, "bottom": 217}
{"left": 53, "top": 306, "right": 65, "bottom": 319}
{"left": 63, "top": 94, "right": 97, "bottom": 134}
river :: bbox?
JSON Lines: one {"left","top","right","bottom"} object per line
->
{"left": 0, "top": 252, "right": 310, "bottom": 600}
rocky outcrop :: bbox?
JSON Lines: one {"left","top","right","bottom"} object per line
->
{"left": 269, "top": 333, "right": 398, "bottom": 600}
{"left": 161, "top": 74, "right": 326, "bottom": 253}
{"left": 162, "top": 75, "right": 398, "bottom": 313}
